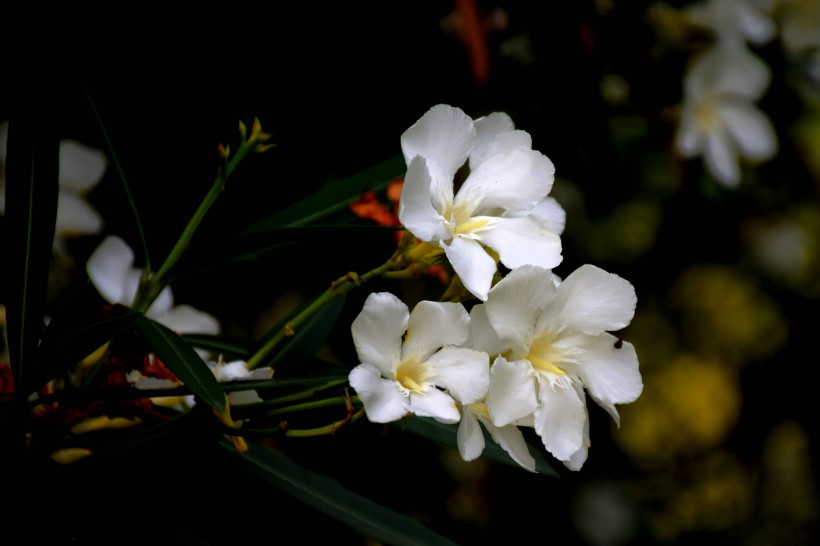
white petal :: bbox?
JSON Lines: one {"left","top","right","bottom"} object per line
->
{"left": 87, "top": 235, "right": 135, "bottom": 304}
{"left": 404, "top": 301, "right": 470, "bottom": 361}
{"left": 401, "top": 104, "right": 475, "bottom": 179}
{"left": 456, "top": 147, "right": 555, "bottom": 215}
{"left": 464, "top": 303, "right": 508, "bottom": 356}
{"left": 486, "top": 357, "right": 538, "bottom": 427}
{"left": 563, "top": 399, "right": 591, "bottom": 471}
{"left": 229, "top": 390, "right": 263, "bottom": 406}
{"left": 551, "top": 264, "right": 636, "bottom": 335}
{"left": 482, "top": 417, "right": 537, "bottom": 472}
{"left": 521, "top": 197, "right": 566, "bottom": 235}
{"left": 441, "top": 237, "right": 497, "bottom": 301}
{"left": 407, "top": 388, "right": 460, "bottom": 423}
{"left": 55, "top": 191, "right": 103, "bottom": 239}
{"left": 704, "top": 127, "right": 740, "bottom": 187}
{"left": 565, "top": 334, "right": 643, "bottom": 411}
{"left": 721, "top": 100, "right": 777, "bottom": 160}
{"left": 470, "top": 112, "right": 518, "bottom": 169}
{"left": 58, "top": 140, "right": 107, "bottom": 191}
{"left": 736, "top": 0, "right": 775, "bottom": 45}
{"left": 398, "top": 156, "right": 450, "bottom": 242}
{"left": 145, "top": 280, "right": 174, "bottom": 315}
{"left": 457, "top": 408, "right": 486, "bottom": 461}
{"left": 533, "top": 379, "right": 586, "bottom": 462}
{"left": 480, "top": 216, "right": 563, "bottom": 271}
{"left": 349, "top": 364, "right": 407, "bottom": 423}
{"left": 216, "top": 360, "right": 252, "bottom": 381}
{"left": 484, "top": 265, "right": 556, "bottom": 355}
{"left": 351, "top": 292, "right": 408, "bottom": 378}
{"left": 155, "top": 304, "right": 220, "bottom": 335}
{"left": 427, "top": 346, "right": 489, "bottom": 404}
{"left": 685, "top": 43, "right": 770, "bottom": 100}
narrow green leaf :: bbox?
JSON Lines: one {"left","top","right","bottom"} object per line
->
{"left": 400, "top": 416, "right": 559, "bottom": 477}
{"left": 4, "top": 117, "right": 59, "bottom": 395}
{"left": 234, "top": 440, "right": 458, "bottom": 546}
{"left": 134, "top": 315, "right": 226, "bottom": 413}
{"left": 241, "top": 154, "right": 405, "bottom": 234}
{"left": 180, "top": 333, "right": 255, "bottom": 361}
{"left": 36, "top": 291, "right": 141, "bottom": 387}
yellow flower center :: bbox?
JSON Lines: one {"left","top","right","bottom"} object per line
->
{"left": 395, "top": 356, "right": 432, "bottom": 394}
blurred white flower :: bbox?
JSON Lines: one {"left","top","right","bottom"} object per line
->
{"left": 399, "top": 104, "right": 564, "bottom": 301}
{"left": 348, "top": 292, "right": 488, "bottom": 424}
{"left": 685, "top": 0, "right": 776, "bottom": 45}
{"left": 0, "top": 120, "right": 106, "bottom": 254}
{"left": 481, "top": 264, "right": 642, "bottom": 470}
{"left": 86, "top": 235, "right": 220, "bottom": 335}
{"left": 676, "top": 42, "right": 778, "bottom": 187}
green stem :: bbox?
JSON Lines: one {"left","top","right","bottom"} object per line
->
{"left": 284, "top": 408, "right": 365, "bottom": 437}
{"left": 262, "top": 396, "right": 352, "bottom": 418}
{"left": 245, "top": 259, "right": 398, "bottom": 370}
{"left": 131, "top": 144, "right": 254, "bottom": 312}
{"left": 251, "top": 379, "right": 348, "bottom": 407}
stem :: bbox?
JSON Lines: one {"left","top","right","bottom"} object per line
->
{"left": 284, "top": 408, "right": 365, "bottom": 437}
{"left": 245, "top": 259, "right": 397, "bottom": 370}
{"left": 263, "top": 396, "right": 351, "bottom": 418}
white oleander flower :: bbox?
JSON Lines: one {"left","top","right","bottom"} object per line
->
{"left": 685, "top": 0, "right": 776, "bottom": 45}
{"left": 348, "top": 292, "right": 489, "bottom": 424}
{"left": 481, "top": 264, "right": 642, "bottom": 470}
{"left": 399, "top": 104, "right": 564, "bottom": 301}
{"left": 86, "top": 235, "right": 220, "bottom": 335}
{"left": 676, "top": 42, "right": 777, "bottom": 187}
{"left": 0, "top": 120, "right": 106, "bottom": 255}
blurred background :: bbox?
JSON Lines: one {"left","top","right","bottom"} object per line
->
{"left": 4, "top": 1, "right": 819, "bottom": 544}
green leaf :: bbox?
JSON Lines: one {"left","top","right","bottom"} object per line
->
{"left": 400, "top": 416, "right": 559, "bottom": 477}
{"left": 241, "top": 154, "right": 405, "bottom": 234}
{"left": 3, "top": 117, "right": 59, "bottom": 395}
{"left": 36, "top": 287, "right": 141, "bottom": 387}
{"left": 234, "top": 440, "right": 458, "bottom": 546}
{"left": 180, "top": 333, "right": 255, "bottom": 361}
{"left": 134, "top": 315, "right": 226, "bottom": 413}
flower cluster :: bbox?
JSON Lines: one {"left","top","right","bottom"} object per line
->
{"left": 348, "top": 105, "right": 642, "bottom": 471}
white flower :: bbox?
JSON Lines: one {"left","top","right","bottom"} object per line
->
{"left": 399, "top": 104, "right": 564, "bottom": 301}
{"left": 348, "top": 292, "right": 489, "bottom": 424}
{"left": 676, "top": 42, "right": 777, "bottom": 187}
{"left": 685, "top": 0, "right": 776, "bottom": 45}
{"left": 481, "top": 264, "right": 642, "bottom": 470}
{"left": 0, "top": 120, "right": 106, "bottom": 255}
{"left": 86, "top": 235, "right": 220, "bottom": 335}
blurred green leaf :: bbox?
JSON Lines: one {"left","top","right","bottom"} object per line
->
{"left": 134, "top": 315, "right": 226, "bottom": 413}
{"left": 3, "top": 117, "right": 58, "bottom": 395}
{"left": 400, "top": 416, "right": 559, "bottom": 477}
{"left": 234, "top": 440, "right": 458, "bottom": 546}
{"left": 241, "top": 154, "right": 405, "bottom": 234}
{"left": 181, "top": 333, "right": 255, "bottom": 361}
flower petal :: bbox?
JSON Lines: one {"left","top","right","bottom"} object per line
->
{"left": 465, "top": 303, "right": 508, "bottom": 356}
{"left": 564, "top": 334, "right": 642, "bottom": 414}
{"left": 481, "top": 416, "right": 537, "bottom": 472}
{"left": 407, "top": 388, "right": 460, "bottom": 423}
{"left": 563, "top": 394, "right": 591, "bottom": 471}
{"left": 404, "top": 301, "right": 470, "bottom": 361}
{"left": 721, "top": 100, "right": 777, "bottom": 160}
{"left": 470, "top": 111, "right": 517, "bottom": 169}
{"left": 55, "top": 191, "right": 103, "bottom": 239}
{"left": 427, "top": 346, "right": 489, "bottom": 404}
{"left": 87, "top": 235, "right": 135, "bottom": 304}
{"left": 401, "top": 104, "right": 475, "bottom": 180}
{"left": 703, "top": 126, "right": 740, "bottom": 187}
{"left": 533, "top": 379, "right": 586, "bottom": 461}
{"left": 485, "top": 265, "right": 556, "bottom": 355}
{"left": 351, "top": 292, "right": 408, "bottom": 377}
{"left": 480, "top": 215, "right": 563, "bottom": 271}
{"left": 58, "top": 140, "right": 107, "bottom": 191}
{"left": 398, "top": 156, "right": 451, "bottom": 242}
{"left": 442, "top": 236, "right": 497, "bottom": 301}
{"left": 550, "top": 264, "right": 636, "bottom": 335}
{"left": 457, "top": 147, "right": 555, "bottom": 215}
{"left": 349, "top": 364, "right": 407, "bottom": 423}
{"left": 457, "top": 408, "right": 486, "bottom": 461}
{"left": 486, "top": 357, "right": 538, "bottom": 427}
{"left": 520, "top": 196, "right": 566, "bottom": 236}
{"left": 154, "top": 304, "right": 220, "bottom": 335}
